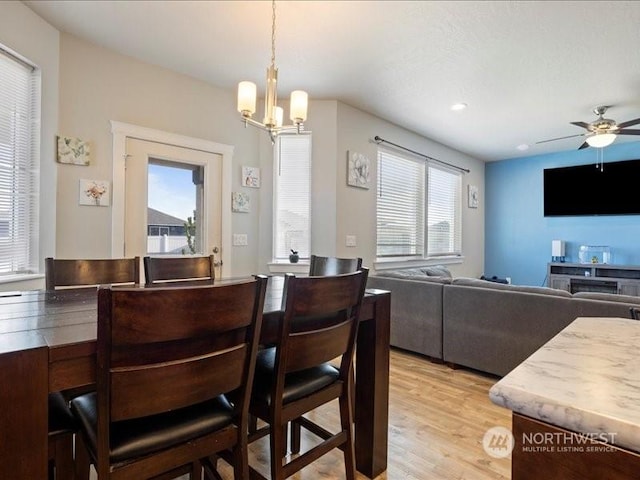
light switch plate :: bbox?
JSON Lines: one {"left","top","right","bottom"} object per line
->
{"left": 233, "top": 233, "right": 248, "bottom": 246}
{"left": 346, "top": 235, "right": 357, "bottom": 247}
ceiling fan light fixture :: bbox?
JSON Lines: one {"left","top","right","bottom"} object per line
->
{"left": 586, "top": 132, "right": 616, "bottom": 148}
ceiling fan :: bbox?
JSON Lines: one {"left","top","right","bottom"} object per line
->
{"left": 537, "top": 106, "right": 640, "bottom": 149}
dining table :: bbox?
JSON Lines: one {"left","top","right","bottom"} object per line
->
{"left": 0, "top": 276, "right": 390, "bottom": 479}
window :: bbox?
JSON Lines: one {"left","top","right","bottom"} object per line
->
{"left": 0, "top": 48, "right": 39, "bottom": 275}
{"left": 147, "top": 160, "right": 202, "bottom": 255}
{"left": 376, "top": 148, "right": 461, "bottom": 260}
{"left": 273, "top": 134, "right": 311, "bottom": 261}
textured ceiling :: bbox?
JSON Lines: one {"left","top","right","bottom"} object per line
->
{"left": 24, "top": 0, "right": 640, "bottom": 161}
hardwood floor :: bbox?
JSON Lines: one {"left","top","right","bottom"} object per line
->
{"left": 89, "top": 348, "right": 512, "bottom": 480}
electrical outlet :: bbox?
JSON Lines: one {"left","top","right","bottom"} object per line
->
{"left": 346, "top": 235, "right": 357, "bottom": 247}
{"left": 233, "top": 234, "right": 248, "bottom": 246}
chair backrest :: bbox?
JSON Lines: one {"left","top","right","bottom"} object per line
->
{"left": 95, "top": 277, "right": 267, "bottom": 462}
{"left": 143, "top": 255, "right": 215, "bottom": 286}
{"left": 630, "top": 307, "right": 640, "bottom": 320}
{"left": 45, "top": 257, "right": 140, "bottom": 290}
{"left": 275, "top": 269, "right": 368, "bottom": 383}
{"left": 308, "top": 255, "right": 363, "bottom": 276}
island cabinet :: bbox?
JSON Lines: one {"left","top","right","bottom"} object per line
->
{"left": 511, "top": 414, "right": 640, "bottom": 480}
{"left": 490, "top": 317, "right": 640, "bottom": 479}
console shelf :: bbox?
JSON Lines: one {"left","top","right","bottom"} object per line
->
{"left": 548, "top": 262, "right": 640, "bottom": 296}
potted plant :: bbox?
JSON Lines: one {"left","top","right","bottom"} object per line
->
{"left": 289, "top": 249, "right": 299, "bottom": 263}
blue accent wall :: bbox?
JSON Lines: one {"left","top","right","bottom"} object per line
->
{"left": 485, "top": 141, "right": 640, "bottom": 286}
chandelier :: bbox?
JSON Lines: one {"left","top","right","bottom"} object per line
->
{"left": 237, "top": 0, "right": 308, "bottom": 143}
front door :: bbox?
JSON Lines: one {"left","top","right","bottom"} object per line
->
{"left": 123, "top": 137, "right": 223, "bottom": 279}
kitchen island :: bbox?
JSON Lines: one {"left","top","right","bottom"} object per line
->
{"left": 489, "top": 316, "right": 640, "bottom": 479}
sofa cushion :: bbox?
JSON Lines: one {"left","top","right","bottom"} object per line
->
{"left": 573, "top": 291, "right": 640, "bottom": 305}
{"left": 374, "top": 269, "right": 452, "bottom": 284}
{"left": 375, "top": 265, "right": 451, "bottom": 280}
{"left": 451, "top": 277, "right": 573, "bottom": 298}
{"left": 420, "top": 265, "right": 452, "bottom": 278}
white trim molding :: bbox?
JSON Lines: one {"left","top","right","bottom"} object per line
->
{"left": 110, "top": 121, "right": 234, "bottom": 275}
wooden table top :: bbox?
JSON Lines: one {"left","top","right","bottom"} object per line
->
{"left": 0, "top": 277, "right": 384, "bottom": 353}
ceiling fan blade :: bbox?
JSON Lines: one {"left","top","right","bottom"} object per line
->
{"left": 570, "top": 121, "right": 590, "bottom": 129}
{"left": 617, "top": 129, "right": 640, "bottom": 135}
{"left": 536, "top": 133, "right": 585, "bottom": 144}
{"left": 617, "top": 117, "right": 640, "bottom": 129}
{"left": 578, "top": 141, "right": 590, "bottom": 150}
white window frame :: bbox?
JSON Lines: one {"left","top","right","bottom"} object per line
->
{"left": 272, "top": 134, "right": 312, "bottom": 264}
{"left": 375, "top": 146, "right": 462, "bottom": 269}
{"left": 0, "top": 46, "right": 40, "bottom": 278}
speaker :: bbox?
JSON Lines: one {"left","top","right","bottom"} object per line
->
{"left": 551, "top": 240, "right": 565, "bottom": 262}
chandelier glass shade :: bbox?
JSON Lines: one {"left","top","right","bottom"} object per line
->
{"left": 585, "top": 132, "right": 616, "bottom": 148}
{"left": 237, "top": 0, "right": 308, "bottom": 142}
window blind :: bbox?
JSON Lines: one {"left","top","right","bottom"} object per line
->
{"left": 427, "top": 163, "right": 462, "bottom": 256}
{"left": 377, "top": 147, "right": 462, "bottom": 259}
{"left": 274, "top": 134, "right": 311, "bottom": 260}
{"left": 376, "top": 149, "right": 425, "bottom": 257}
{"left": 0, "top": 48, "right": 39, "bottom": 275}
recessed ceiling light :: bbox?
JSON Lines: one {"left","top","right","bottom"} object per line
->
{"left": 450, "top": 103, "right": 467, "bottom": 111}
{"left": 516, "top": 144, "right": 529, "bottom": 151}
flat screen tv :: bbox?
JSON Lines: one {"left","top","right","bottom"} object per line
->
{"left": 544, "top": 158, "right": 640, "bottom": 216}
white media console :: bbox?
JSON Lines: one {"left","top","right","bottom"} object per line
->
{"left": 547, "top": 262, "right": 640, "bottom": 296}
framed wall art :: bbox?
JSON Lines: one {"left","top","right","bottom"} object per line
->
{"left": 242, "top": 166, "right": 261, "bottom": 188}
{"left": 232, "top": 192, "right": 250, "bottom": 213}
{"left": 79, "top": 179, "right": 110, "bottom": 206}
{"left": 468, "top": 184, "right": 479, "bottom": 208}
{"left": 57, "top": 136, "right": 91, "bottom": 165}
{"left": 347, "top": 151, "right": 371, "bottom": 189}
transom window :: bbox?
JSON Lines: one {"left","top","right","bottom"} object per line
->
{"left": 376, "top": 147, "right": 462, "bottom": 260}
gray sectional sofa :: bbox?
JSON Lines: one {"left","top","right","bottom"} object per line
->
{"left": 367, "top": 268, "right": 640, "bottom": 376}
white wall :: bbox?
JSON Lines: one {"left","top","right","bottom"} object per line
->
{"left": 0, "top": 1, "right": 59, "bottom": 291}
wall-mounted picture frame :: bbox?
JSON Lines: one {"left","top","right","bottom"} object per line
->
{"left": 242, "top": 166, "right": 261, "bottom": 188}
{"left": 79, "top": 179, "right": 110, "bottom": 206}
{"left": 232, "top": 192, "right": 250, "bottom": 213}
{"left": 57, "top": 136, "right": 91, "bottom": 165}
{"left": 468, "top": 184, "right": 479, "bottom": 208}
{"left": 347, "top": 151, "right": 371, "bottom": 189}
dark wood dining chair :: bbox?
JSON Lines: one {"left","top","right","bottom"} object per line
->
{"left": 630, "top": 307, "right": 640, "bottom": 320}
{"left": 143, "top": 255, "right": 215, "bottom": 286}
{"left": 308, "top": 254, "right": 362, "bottom": 276}
{"left": 44, "top": 256, "right": 140, "bottom": 479}
{"left": 248, "top": 269, "right": 368, "bottom": 480}
{"left": 45, "top": 257, "right": 140, "bottom": 290}
{"left": 70, "top": 276, "right": 267, "bottom": 480}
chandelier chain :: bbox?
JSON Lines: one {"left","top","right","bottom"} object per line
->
{"left": 271, "top": 0, "right": 276, "bottom": 67}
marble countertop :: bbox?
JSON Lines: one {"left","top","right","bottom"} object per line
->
{"left": 489, "top": 316, "right": 640, "bottom": 453}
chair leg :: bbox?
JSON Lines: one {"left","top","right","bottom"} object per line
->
{"left": 54, "top": 434, "right": 75, "bottom": 480}
{"left": 270, "top": 422, "right": 286, "bottom": 480}
{"left": 190, "top": 460, "right": 203, "bottom": 480}
{"left": 233, "top": 438, "right": 250, "bottom": 480}
{"left": 202, "top": 456, "right": 223, "bottom": 480}
{"left": 339, "top": 391, "right": 356, "bottom": 480}
{"left": 74, "top": 435, "right": 91, "bottom": 480}
{"left": 249, "top": 414, "right": 258, "bottom": 434}
{"left": 290, "top": 418, "right": 301, "bottom": 454}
